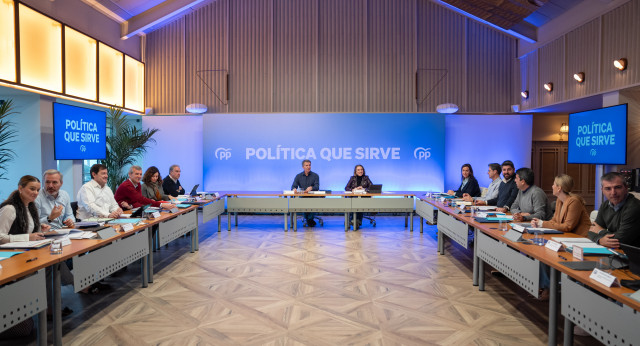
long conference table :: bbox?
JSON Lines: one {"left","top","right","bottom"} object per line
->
{"left": 0, "top": 196, "right": 226, "bottom": 346}
{"left": 416, "top": 197, "right": 640, "bottom": 346}
{"left": 224, "top": 191, "right": 417, "bottom": 232}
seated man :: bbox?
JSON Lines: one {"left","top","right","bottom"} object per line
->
{"left": 77, "top": 164, "right": 123, "bottom": 219}
{"left": 589, "top": 172, "right": 640, "bottom": 248}
{"left": 35, "top": 169, "right": 75, "bottom": 229}
{"left": 510, "top": 167, "right": 550, "bottom": 222}
{"left": 163, "top": 164, "right": 186, "bottom": 197}
{"left": 463, "top": 163, "right": 501, "bottom": 204}
{"left": 115, "top": 165, "right": 175, "bottom": 210}
{"left": 291, "top": 159, "right": 320, "bottom": 226}
{"left": 472, "top": 160, "right": 518, "bottom": 212}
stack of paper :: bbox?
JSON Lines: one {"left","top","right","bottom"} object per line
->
{"left": 551, "top": 237, "right": 614, "bottom": 255}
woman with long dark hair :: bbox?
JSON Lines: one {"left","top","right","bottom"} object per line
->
{"left": 0, "top": 175, "right": 51, "bottom": 243}
{"left": 447, "top": 163, "right": 481, "bottom": 198}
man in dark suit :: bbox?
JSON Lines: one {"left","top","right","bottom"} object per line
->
{"left": 163, "top": 164, "right": 186, "bottom": 197}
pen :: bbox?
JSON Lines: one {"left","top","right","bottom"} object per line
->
{"left": 26, "top": 257, "right": 38, "bottom": 263}
{"left": 558, "top": 255, "right": 568, "bottom": 260}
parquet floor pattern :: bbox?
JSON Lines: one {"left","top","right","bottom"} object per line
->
{"left": 22, "top": 215, "right": 597, "bottom": 345}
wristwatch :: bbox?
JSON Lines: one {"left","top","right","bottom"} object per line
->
{"left": 47, "top": 217, "right": 53, "bottom": 223}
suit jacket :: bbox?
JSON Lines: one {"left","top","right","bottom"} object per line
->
{"left": 541, "top": 195, "right": 590, "bottom": 236}
{"left": 141, "top": 182, "right": 170, "bottom": 201}
{"left": 114, "top": 180, "right": 161, "bottom": 208}
{"left": 344, "top": 175, "right": 373, "bottom": 191}
{"left": 163, "top": 176, "right": 185, "bottom": 197}
{"left": 454, "top": 176, "right": 481, "bottom": 198}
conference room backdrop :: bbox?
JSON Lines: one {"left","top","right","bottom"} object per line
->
{"left": 142, "top": 113, "right": 532, "bottom": 193}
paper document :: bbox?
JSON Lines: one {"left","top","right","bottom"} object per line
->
{"left": 474, "top": 206, "right": 497, "bottom": 211}
{"left": 0, "top": 240, "right": 52, "bottom": 249}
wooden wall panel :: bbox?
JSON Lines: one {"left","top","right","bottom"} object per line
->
{"left": 185, "top": 0, "right": 229, "bottom": 114}
{"left": 229, "top": 0, "right": 273, "bottom": 113}
{"left": 367, "top": 0, "right": 416, "bottom": 112}
{"left": 145, "top": 19, "right": 185, "bottom": 114}
{"left": 564, "top": 18, "right": 600, "bottom": 101}
{"left": 537, "top": 37, "right": 564, "bottom": 107}
{"left": 466, "top": 21, "right": 516, "bottom": 113}
{"left": 145, "top": 0, "right": 517, "bottom": 114}
{"left": 273, "top": 0, "right": 318, "bottom": 112}
{"left": 416, "top": 1, "right": 465, "bottom": 113}
{"left": 519, "top": 51, "right": 538, "bottom": 110}
{"left": 601, "top": 0, "right": 640, "bottom": 92}
{"left": 317, "top": 0, "right": 367, "bottom": 112}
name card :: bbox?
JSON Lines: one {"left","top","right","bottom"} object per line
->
{"left": 440, "top": 197, "right": 445, "bottom": 203}
{"left": 60, "top": 238, "right": 72, "bottom": 247}
{"left": 545, "top": 240, "right": 562, "bottom": 252}
{"left": 169, "top": 208, "right": 180, "bottom": 214}
{"left": 573, "top": 245, "right": 584, "bottom": 261}
{"left": 122, "top": 223, "right": 134, "bottom": 232}
{"left": 152, "top": 212, "right": 161, "bottom": 219}
{"left": 503, "top": 229, "right": 524, "bottom": 242}
{"left": 510, "top": 223, "right": 526, "bottom": 233}
{"left": 630, "top": 290, "right": 640, "bottom": 303}
{"left": 452, "top": 208, "right": 463, "bottom": 214}
{"left": 590, "top": 268, "right": 619, "bottom": 287}
{"left": 96, "top": 227, "right": 118, "bottom": 239}
{"left": 214, "top": 192, "right": 220, "bottom": 198}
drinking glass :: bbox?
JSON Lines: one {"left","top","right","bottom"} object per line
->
{"left": 50, "top": 240, "right": 63, "bottom": 254}
{"left": 533, "top": 231, "right": 545, "bottom": 246}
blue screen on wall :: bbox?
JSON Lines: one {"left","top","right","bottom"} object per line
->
{"left": 53, "top": 103, "right": 107, "bottom": 160}
{"left": 568, "top": 104, "right": 627, "bottom": 165}
{"left": 203, "top": 113, "right": 446, "bottom": 192}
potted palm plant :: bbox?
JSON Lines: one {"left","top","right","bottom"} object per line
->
{"left": 0, "top": 99, "right": 18, "bottom": 181}
{"left": 101, "top": 107, "right": 158, "bottom": 191}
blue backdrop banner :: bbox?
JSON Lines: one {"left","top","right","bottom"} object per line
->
{"left": 203, "top": 113, "right": 445, "bottom": 192}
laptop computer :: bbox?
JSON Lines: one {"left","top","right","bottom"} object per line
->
{"left": 189, "top": 184, "right": 200, "bottom": 196}
{"left": 130, "top": 204, "right": 151, "bottom": 218}
{"left": 620, "top": 243, "right": 640, "bottom": 276}
{"left": 368, "top": 184, "right": 382, "bottom": 193}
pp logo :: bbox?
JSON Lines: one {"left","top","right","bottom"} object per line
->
{"left": 215, "top": 148, "right": 232, "bottom": 160}
{"left": 413, "top": 147, "right": 431, "bottom": 160}
{"left": 80, "top": 145, "right": 86, "bottom": 152}
{"left": 590, "top": 149, "right": 597, "bottom": 156}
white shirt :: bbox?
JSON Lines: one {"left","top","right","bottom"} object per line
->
{"left": 76, "top": 180, "right": 120, "bottom": 219}
{"left": 0, "top": 205, "right": 34, "bottom": 244}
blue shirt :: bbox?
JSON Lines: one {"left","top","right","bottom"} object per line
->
{"left": 35, "top": 189, "right": 76, "bottom": 229}
{"left": 291, "top": 171, "right": 320, "bottom": 191}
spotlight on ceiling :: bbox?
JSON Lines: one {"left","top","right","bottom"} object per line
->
{"left": 614, "top": 58, "right": 627, "bottom": 71}
{"left": 544, "top": 82, "right": 553, "bottom": 92}
{"left": 573, "top": 72, "right": 585, "bottom": 83}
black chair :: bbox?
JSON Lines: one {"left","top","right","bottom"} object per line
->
{"left": 71, "top": 201, "right": 79, "bottom": 221}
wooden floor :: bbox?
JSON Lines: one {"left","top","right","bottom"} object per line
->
{"left": 14, "top": 214, "right": 598, "bottom": 345}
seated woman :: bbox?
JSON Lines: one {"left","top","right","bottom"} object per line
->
{"left": 447, "top": 163, "right": 481, "bottom": 198}
{"left": 345, "top": 164, "right": 373, "bottom": 227}
{"left": 531, "top": 174, "right": 590, "bottom": 236}
{"left": 141, "top": 166, "right": 175, "bottom": 202}
{"left": 0, "top": 176, "right": 73, "bottom": 337}
{"left": 0, "top": 175, "right": 52, "bottom": 243}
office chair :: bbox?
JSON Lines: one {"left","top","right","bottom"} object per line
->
{"left": 299, "top": 215, "right": 324, "bottom": 227}
{"left": 71, "top": 201, "right": 79, "bottom": 221}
